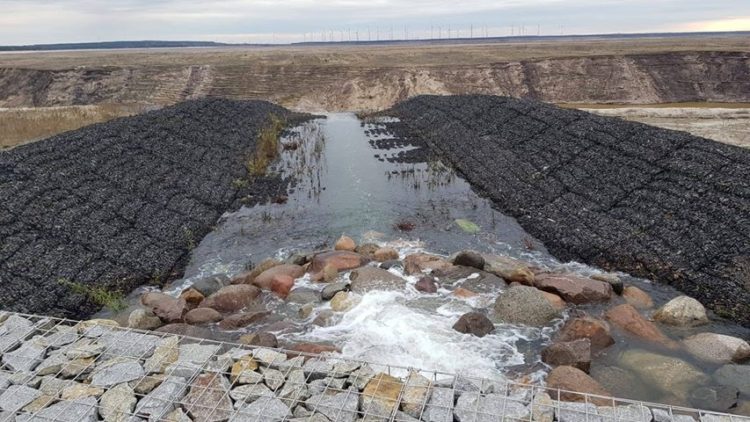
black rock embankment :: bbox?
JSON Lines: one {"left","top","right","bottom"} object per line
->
{"left": 0, "top": 98, "right": 302, "bottom": 319}
{"left": 386, "top": 95, "right": 750, "bottom": 326}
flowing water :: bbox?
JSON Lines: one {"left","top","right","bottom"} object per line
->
{"left": 151, "top": 113, "right": 749, "bottom": 409}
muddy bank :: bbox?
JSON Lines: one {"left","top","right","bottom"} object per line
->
{"left": 1, "top": 51, "right": 749, "bottom": 111}
{"left": 0, "top": 98, "right": 304, "bottom": 319}
{"left": 384, "top": 95, "right": 750, "bottom": 326}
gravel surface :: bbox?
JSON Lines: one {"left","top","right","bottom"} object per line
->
{"left": 0, "top": 98, "right": 302, "bottom": 319}
{"left": 386, "top": 95, "right": 750, "bottom": 326}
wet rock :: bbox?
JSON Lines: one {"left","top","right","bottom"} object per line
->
{"left": 415, "top": 276, "right": 438, "bottom": 293}
{"left": 19, "top": 397, "right": 98, "bottom": 422}
{"left": 605, "top": 304, "right": 676, "bottom": 348}
{"left": 590, "top": 366, "right": 642, "bottom": 400}
{"left": 91, "top": 360, "right": 145, "bottom": 387}
{"left": 453, "top": 287, "right": 478, "bottom": 298}
{"left": 713, "top": 364, "right": 750, "bottom": 395}
{"left": 591, "top": 273, "right": 624, "bottom": 295}
{"left": 239, "top": 332, "right": 279, "bottom": 348}
{"left": 179, "top": 287, "right": 205, "bottom": 309}
{"left": 453, "top": 250, "right": 485, "bottom": 270}
{"left": 335, "top": 235, "right": 357, "bottom": 251}
{"left": 380, "top": 259, "right": 403, "bottom": 270}
{"left": 556, "top": 402, "right": 601, "bottom": 422}
{"left": 350, "top": 266, "right": 407, "bottom": 293}
{"left": 310, "top": 251, "right": 369, "bottom": 276}
{"left": 483, "top": 254, "right": 536, "bottom": 285}
{"left": 270, "top": 274, "right": 296, "bottom": 299}
{"left": 534, "top": 273, "right": 613, "bottom": 304}
{"left": 453, "top": 312, "right": 495, "bottom": 337}
{"left": 190, "top": 273, "right": 229, "bottom": 296}
{"left": 423, "top": 387, "right": 454, "bottom": 422}
{"left": 541, "top": 291, "right": 566, "bottom": 311}
{"left": 622, "top": 285, "right": 654, "bottom": 309}
{"left": 0, "top": 385, "right": 41, "bottom": 412}
{"left": 492, "top": 285, "right": 560, "bottom": 326}
{"left": 288, "top": 287, "right": 322, "bottom": 304}
{"left": 140, "top": 292, "right": 188, "bottom": 323}
{"left": 434, "top": 266, "right": 505, "bottom": 293}
{"left": 219, "top": 311, "right": 269, "bottom": 331}
{"left": 312, "top": 309, "right": 335, "bottom": 327}
{"left": 356, "top": 243, "right": 380, "bottom": 258}
{"left": 541, "top": 339, "right": 592, "bottom": 372}
{"left": 144, "top": 336, "right": 179, "bottom": 374}
{"left": 374, "top": 247, "right": 400, "bottom": 262}
{"left": 292, "top": 343, "right": 339, "bottom": 358}
{"left": 135, "top": 376, "right": 188, "bottom": 419}
{"left": 299, "top": 303, "right": 314, "bottom": 318}
{"left": 546, "top": 366, "right": 612, "bottom": 405}
{"left": 361, "top": 373, "right": 404, "bottom": 417}
{"left": 455, "top": 392, "right": 529, "bottom": 422}
{"left": 184, "top": 373, "right": 233, "bottom": 422}
{"left": 330, "top": 291, "right": 360, "bottom": 312}
{"left": 619, "top": 349, "right": 709, "bottom": 399}
{"left": 128, "top": 308, "right": 163, "bottom": 330}
{"left": 321, "top": 282, "right": 350, "bottom": 300}
{"left": 653, "top": 296, "right": 709, "bottom": 327}
{"left": 689, "top": 385, "right": 739, "bottom": 412}
{"left": 305, "top": 390, "right": 358, "bottom": 422}
{"left": 557, "top": 316, "right": 614, "bottom": 354}
{"left": 401, "top": 371, "right": 431, "bottom": 418}
{"left": 184, "top": 307, "right": 222, "bottom": 325}
{"left": 404, "top": 253, "right": 453, "bottom": 275}
{"left": 683, "top": 333, "right": 750, "bottom": 364}
{"left": 322, "top": 264, "right": 339, "bottom": 282}
{"left": 201, "top": 284, "right": 261, "bottom": 314}
{"left": 253, "top": 264, "right": 305, "bottom": 291}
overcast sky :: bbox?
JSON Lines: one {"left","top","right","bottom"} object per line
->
{"left": 1, "top": 0, "right": 749, "bottom": 45}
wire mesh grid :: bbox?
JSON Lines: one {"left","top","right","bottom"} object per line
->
{"left": 0, "top": 311, "right": 746, "bottom": 422}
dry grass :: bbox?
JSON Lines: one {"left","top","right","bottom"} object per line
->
{"left": 0, "top": 104, "right": 147, "bottom": 149}
{"left": 245, "top": 114, "right": 285, "bottom": 176}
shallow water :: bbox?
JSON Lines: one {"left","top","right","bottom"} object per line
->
{"left": 163, "top": 113, "right": 749, "bottom": 410}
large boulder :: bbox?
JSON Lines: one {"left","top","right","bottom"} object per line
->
{"left": 349, "top": 266, "right": 407, "bottom": 293}
{"left": 184, "top": 308, "right": 223, "bottom": 325}
{"left": 310, "top": 251, "right": 369, "bottom": 280}
{"left": 361, "top": 373, "right": 403, "bottom": 417}
{"left": 252, "top": 264, "right": 304, "bottom": 291}
{"left": 541, "top": 339, "right": 592, "bottom": 372}
{"left": 483, "top": 254, "right": 536, "bottom": 285}
{"left": 230, "top": 258, "right": 280, "bottom": 285}
{"left": 619, "top": 349, "right": 709, "bottom": 399}
{"left": 452, "top": 312, "right": 495, "bottom": 337}
{"left": 403, "top": 253, "right": 454, "bottom": 275}
{"left": 415, "top": 276, "right": 438, "bottom": 293}
{"left": 321, "top": 282, "right": 350, "bottom": 301}
{"left": 492, "top": 285, "right": 560, "bottom": 326}
{"left": 534, "top": 273, "right": 613, "bottom": 304}
{"left": 200, "top": 285, "right": 261, "bottom": 314}
{"left": 218, "top": 310, "right": 269, "bottom": 331}
{"left": 546, "top": 366, "right": 611, "bottom": 405}
{"left": 683, "top": 333, "right": 750, "bottom": 364}
{"left": 556, "top": 316, "right": 614, "bottom": 354}
{"left": 605, "top": 304, "right": 676, "bottom": 348}
{"left": 140, "top": 293, "right": 188, "bottom": 323}
{"left": 373, "top": 247, "right": 399, "bottom": 262}
{"left": 653, "top": 296, "right": 709, "bottom": 327}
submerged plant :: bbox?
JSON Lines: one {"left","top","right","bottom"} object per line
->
{"left": 246, "top": 114, "right": 286, "bottom": 177}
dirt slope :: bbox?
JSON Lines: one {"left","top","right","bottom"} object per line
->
{"left": 1, "top": 51, "right": 748, "bottom": 111}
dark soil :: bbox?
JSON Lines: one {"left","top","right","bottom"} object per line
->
{"left": 0, "top": 98, "right": 306, "bottom": 319}
{"left": 386, "top": 95, "right": 750, "bottom": 326}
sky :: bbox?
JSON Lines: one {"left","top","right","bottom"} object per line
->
{"left": 0, "top": 0, "right": 749, "bottom": 45}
